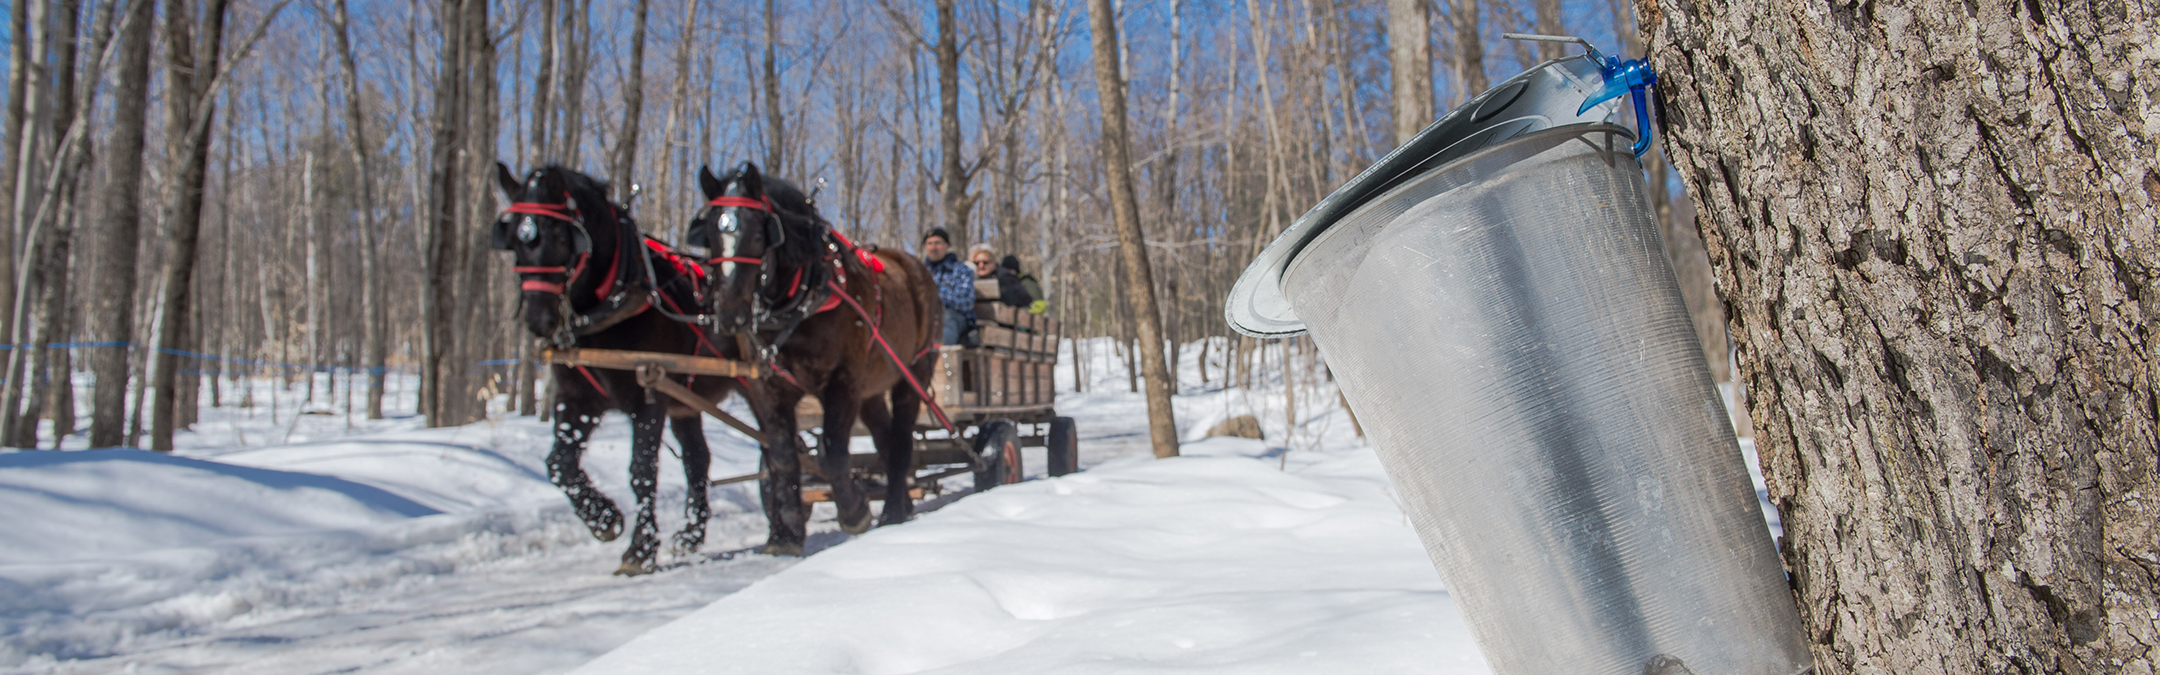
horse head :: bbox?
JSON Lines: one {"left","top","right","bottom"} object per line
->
{"left": 687, "top": 162, "right": 818, "bottom": 335}
{"left": 490, "top": 162, "right": 620, "bottom": 342}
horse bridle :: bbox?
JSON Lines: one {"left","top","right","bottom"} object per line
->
{"left": 493, "top": 198, "right": 594, "bottom": 296}
{"left": 495, "top": 196, "right": 636, "bottom": 349}
{"left": 693, "top": 184, "right": 843, "bottom": 361}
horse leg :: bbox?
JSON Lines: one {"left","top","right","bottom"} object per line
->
{"left": 819, "top": 377, "right": 873, "bottom": 535}
{"left": 617, "top": 399, "right": 668, "bottom": 576}
{"left": 751, "top": 385, "right": 808, "bottom": 556}
{"left": 549, "top": 395, "right": 623, "bottom": 542}
{"left": 669, "top": 413, "right": 712, "bottom": 554}
{"left": 877, "top": 379, "right": 925, "bottom": 526}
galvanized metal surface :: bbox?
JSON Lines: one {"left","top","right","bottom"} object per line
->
{"left": 1227, "top": 54, "right": 1624, "bottom": 338}
{"left": 1224, "top": 52, "right": 1812, "bottom": 675}
{"left": 1281, "top": 124, "right": 1811, "bottom": 674}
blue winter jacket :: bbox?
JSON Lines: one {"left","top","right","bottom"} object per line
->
{"left": 925, "top": 253, "right": 975, "bottom": 323}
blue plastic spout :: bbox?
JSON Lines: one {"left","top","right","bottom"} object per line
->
{"left": 1578, "top": 58, "right": 1659, "bottom": 156}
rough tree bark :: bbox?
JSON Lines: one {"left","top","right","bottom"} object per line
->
{"left": 450, "top": 0, "right": 496, "bottom": 425}
{"left": 610, "top": 0, "right": 647, "bottom": 195}
{"left": 1447, "top": 0, "right": 1486, "bottom": 107}
{"left": 934, "top": 0, "right": 975, "bottom": 241}
{"left": 1085, "top": 0, "right": 1177, "bottom": 459}
{"left": 148, "top": 0, "right": 234, "bottom": 451}
{"left": 759, "top": 0, "right": 783, "bottom": 177}
{"left": 421, "top": 0, "right": 470, "bottom": 426}
{"left": 1644, "top": 0, "right": 2159, "bottom": 671}
{"left": 1532, "top": 0, "right": 1565, "bottom": 60}
{"left": 87, "top": 0, "right": 154, "bottom": 448}
{"left": 529, "top": 0, "right": 554, "bottom": 163}
{"left": 1385, "top": 0, "right": 1431, "bottom": 146}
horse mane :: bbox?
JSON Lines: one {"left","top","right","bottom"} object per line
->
{"left": 716, "top": 167, "right": 826, "bottom": 270}
{"left": 545, "top": 165, "right": 620, "bottom": 234}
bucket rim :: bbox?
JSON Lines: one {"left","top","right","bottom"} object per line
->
{"left": 1224, "top": 55, "right": 1631, "bottom": 337}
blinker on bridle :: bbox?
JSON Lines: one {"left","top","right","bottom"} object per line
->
{"left": 494, "top": 198, "right": 592, "bottom": 296}
{"left": 700, "top": 194, "right": 779, "bottom": 267}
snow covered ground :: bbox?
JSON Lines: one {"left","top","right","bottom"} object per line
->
{"left": 0, "top": 339, "right": 1771, "bottom": 674}
{"left": 0, "top": 373, "right": 802, "bottom": 675}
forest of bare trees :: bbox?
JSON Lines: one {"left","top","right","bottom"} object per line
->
{"left": 7, "top": 0, "right": 2152, "bottom": 669}
{"left": 0, "top": 0, "right": 1712, "bottom": 450}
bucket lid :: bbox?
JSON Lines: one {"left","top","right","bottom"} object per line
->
{"left": 1225, "top": 55, "right": 1632, "bottom": 337}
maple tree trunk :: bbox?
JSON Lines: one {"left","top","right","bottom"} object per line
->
{"left": 1086, "top": 0, "right": 1177, "bottom": 459}
{"left": 1384, "top": 0, "right": 1430, "bottom": 146}
{"left": 86, "top": 0, "right": 154, "bottom": 447}
{"left": 1645, "top": 0, "right": 2159, "bottom": 671}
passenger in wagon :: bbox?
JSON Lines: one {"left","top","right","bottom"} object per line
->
{"left": 969, "top": 244, "right": 1033, "bottom": 309}
{"left": 1001, "top": 255, "right": 1047, "bottom": 314}
{"left": 921, "top": 228, "right": 974, "bottom": 346}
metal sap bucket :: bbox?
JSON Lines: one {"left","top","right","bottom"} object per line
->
{"left": 1226, "top": 54, "right": 1811, "bottom": 675}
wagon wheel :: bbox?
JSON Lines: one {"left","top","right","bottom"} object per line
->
{"left": 971, "top": 419, "right": 1023, "bottom": 490}
{"left": 1046, "top": 416, "right": 1079, "bottom": 476}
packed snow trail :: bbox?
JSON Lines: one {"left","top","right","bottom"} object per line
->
{"left": 572, "top": 438, "right": 1492, "bottom": 675}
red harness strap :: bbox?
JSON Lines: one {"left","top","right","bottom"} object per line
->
{"left": 573, "top": 364, "right": 610, "bottom": 397}
{"left": 707, "top": 195, "right": 775, "bottom": 211}
{"left": 514, "top": 265, "right": 569, "bottom": 294}
{"left": 704, "top": 197, "right": 774, "bottom": 268}
{"left": 503, "top": 200, "right": 612, "bottom": 299}
{"left": 504, "top": 201, "right": 577, "bottom": 220}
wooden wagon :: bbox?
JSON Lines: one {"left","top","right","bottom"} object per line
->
{"left": 544, "top": 296, "right": 1077, "bottom": 505}
{"left": 791, "top": 298, "right": 1078, "bottom": 502}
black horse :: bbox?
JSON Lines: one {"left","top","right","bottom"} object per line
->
{"left": 686, "top": 162, "right": 942, "bottom": 556}
{"left": 490, "top": 162, "right": 738, "bottom": 575}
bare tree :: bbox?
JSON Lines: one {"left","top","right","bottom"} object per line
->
{"left": 1649, "top": 0, "right": 2160, "bottom": 670}
{"left": 421, "top": 0, "right": 472, "bottom": 426}
{"left": 1447, "top": 0, "right": 1486, "bottom": 106}
{"left": 933, "top": 0, "right": 971, "bottom": 240}
{"left": 1531, "top": 0, "right": 1563, "bottom": 60}
{"left": 1384, "top": 0, "right": 1430, "bottom": 145}
{"left": 759, "top": 0, "right": 784, "bottom": 176}
{"left": 86, "top": 0, "right": 156, "bottom": 448}
{"left": 1085, "top": 0, "right": 1175, "bottom": 459}
{"left": 610, "top": 0, "right": 649, "bottom": 194}
{"left": 326, "top": 0, "right": 387, "bottom": 418}
{"left": 146, "top": 0, "right": 232, "bottom": 450}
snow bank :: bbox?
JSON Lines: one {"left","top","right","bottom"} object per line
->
{"left": 0, "top": 384, "right": 781, "bottom": 673}
{"left": 0, "top": 449, "right": 437, "bottom": 566}
{"left": 572, "top": 438, "right": 1491, "bottom": 675}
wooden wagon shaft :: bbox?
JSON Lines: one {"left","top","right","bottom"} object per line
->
{"left": 710, "top": 470, "right": 766, "bottom": 487}
{"left": 630, "top": 364, "right": 764, "bottom": 441}
{"left": 802, "top": 486, "right": 926, "bottom": 503}
{"left": 542, "top": 347, "right": 762, "bottom": 378}
{"left": 630, "top": 365, "right": 834, "bottom": 483}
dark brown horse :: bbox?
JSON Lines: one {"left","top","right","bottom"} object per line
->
{"left": 686, "top": 162, "right": 941, "bottom": 556}
{"left": 490, "top": 162, "right": 738, "bottom": 575}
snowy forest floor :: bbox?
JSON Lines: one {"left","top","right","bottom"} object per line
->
{"left": 0, "top": 338, "right": 1768, "bottom": 674}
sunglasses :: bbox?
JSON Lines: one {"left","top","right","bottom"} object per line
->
{"left": 972, "top": 259, "right": 993, "bottom": 266}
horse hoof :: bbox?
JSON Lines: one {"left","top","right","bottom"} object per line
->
{"left": 614, "top": 559, "right": 656, "bottom": 576}
{"left": 670, "top": 530, "right": 707, "bottom": 555}
{"left": 578, "top": 503, "right": 624, "bottom": 542}
{"left": 761, "top": 542, "right": 804, "bottom": 557}
{"left": 879, "top": 510, "right": 911, "bottom": 527}
{"left": 590, "top": 519, "right": 624, "bottom": 543}
{"left": 840, "top": 511, "right": 875, "bottom": 535}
